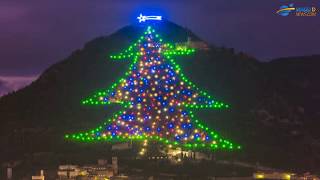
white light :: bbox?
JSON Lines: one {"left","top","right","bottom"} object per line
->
{"left": 137, "top": 13, "right": 162, "bottom": 23}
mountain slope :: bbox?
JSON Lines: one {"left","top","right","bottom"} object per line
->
{"left": 0, "top": 21, "right": 319, "bottom": 172}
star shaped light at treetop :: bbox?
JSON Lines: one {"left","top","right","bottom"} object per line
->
{"left": 65, "top": 26, "right": 241, "bottom": 151}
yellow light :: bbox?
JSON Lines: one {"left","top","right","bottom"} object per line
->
{"left": 256, "top": 174, "right": 264, "bottom": 179}
{"left": 284, "top": 174, "right": 291, "bottom": 180}
{"left": 80, "top": 171, "right": 87, "bottom": 176}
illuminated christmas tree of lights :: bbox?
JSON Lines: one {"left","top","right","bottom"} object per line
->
{"left": 65, "top": 26, "right": 241, "bottom": 152}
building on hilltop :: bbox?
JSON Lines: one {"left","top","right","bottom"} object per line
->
{"left": 175, "top": 37, "right": 210, "bottom": 51}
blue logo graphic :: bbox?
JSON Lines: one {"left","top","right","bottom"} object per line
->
{"left": 277, "top": 4, "right": 295, "bottom": 16}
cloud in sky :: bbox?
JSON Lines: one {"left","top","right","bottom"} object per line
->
{"left": 0, "top": 76, "right": 37, "bottom": 97}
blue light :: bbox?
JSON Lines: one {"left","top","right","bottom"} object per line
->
{"left": 137, "top": 13, "right": 162, "bottom": 23}
{"left": 145, "top": 126, "right": 151, "bottom": 132}
{"left": 181, "top": 123, "right": 187, "bottom": 129}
